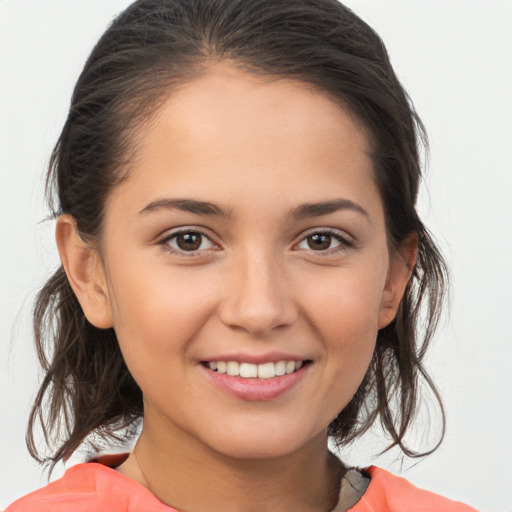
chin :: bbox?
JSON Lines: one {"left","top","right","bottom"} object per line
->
{"left": 203, "top": 422, "right": 325, "bottom": 461}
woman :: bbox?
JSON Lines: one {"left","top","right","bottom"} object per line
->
{"left": 5, "top": 1, "right": 480, "bottom": 510}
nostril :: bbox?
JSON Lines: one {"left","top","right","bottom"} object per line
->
{"left": 218, "top": 304, "right": 298, "bottom": 336}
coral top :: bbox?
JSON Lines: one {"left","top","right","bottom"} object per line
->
{"left": 5, "top": 454, "right": 479, "bottom": 511}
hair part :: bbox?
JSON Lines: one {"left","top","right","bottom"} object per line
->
{"left": 28, "top": 0, "right": 448, "bottom": 470}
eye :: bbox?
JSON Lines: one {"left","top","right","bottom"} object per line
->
{"left": 161, "top": 230, "right": 216, "bottom": 253}
{"left": 295, "top": 229, "right": 353, "bottom": 252}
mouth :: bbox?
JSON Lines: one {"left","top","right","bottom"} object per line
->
{"left": 201, "top": 358, "right": 311, "bottom": 401}
{"left": 202, "top": 360, "right": 310, "bottom": 379}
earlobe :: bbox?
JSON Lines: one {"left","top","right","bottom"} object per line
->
{"left": 378, "top": 234, "right": 418, "bottom": 329}
{"left": 56, "top": 214, "right": 113, "bottom": 329}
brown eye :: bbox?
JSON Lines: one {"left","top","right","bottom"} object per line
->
{"left": 295, "top": 230, "right": 350, "bottom": 253}
{"left": 164, "top": 231, "right": 215, "bottom": 253}
{"left": 176, "top": 233, "right": 202, "bottom": 251}
{"left": 307, "top": 233, "right": 333, "bottom": 250}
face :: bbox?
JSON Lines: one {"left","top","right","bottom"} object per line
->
{"left": 76, "top": 64, "right": 410, "bottom": 460}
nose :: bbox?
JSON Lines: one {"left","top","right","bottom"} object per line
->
{"left": 218, "top": 251, "right": 298, "bottom": 336}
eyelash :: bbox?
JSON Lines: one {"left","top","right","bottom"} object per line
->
{"left": 294, "top": 228, "right": 355, "bottom": 254}
{"left": 157, "top": 228, "right": 354, "bottom": 256}
{"left": 158, "top": 229, "right": 218, "bottom": 257}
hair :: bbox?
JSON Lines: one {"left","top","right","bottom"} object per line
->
{"left": 28, "top": 0, "right": 448, "bottom": 469}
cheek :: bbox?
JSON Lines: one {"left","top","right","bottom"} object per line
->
{"left": 105, "top": 262, "right": 219, "bottom": 363}
{"left": 304, "top": 265, "right": 385, "bottom": 342}
{"left": 301, "top": 266, "right": 385, "bottom": 398}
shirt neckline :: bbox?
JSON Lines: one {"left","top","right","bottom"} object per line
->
{"left": 84, "top": 453, "right": 372, "bottom": 511}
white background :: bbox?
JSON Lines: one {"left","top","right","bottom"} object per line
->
{"left": 0, "top": 1, "right": 511, "bottom": 510}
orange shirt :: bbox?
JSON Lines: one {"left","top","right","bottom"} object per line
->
{"left": 5, "top": 454, "right": 479, "bottom": 512}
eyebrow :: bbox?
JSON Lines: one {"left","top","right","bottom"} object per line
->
{"left": 290, "top": 199, "right": 369, "bottom": 220}
{"left": 139, "top": 198, "right": 231, "bottom": 217}
{"left": 138, "top": 197, "right": 368, "bottom": 220}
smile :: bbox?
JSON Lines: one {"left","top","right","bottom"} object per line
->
{"left": 205, "top": 360, "right": 305, "bottom": 379}
{"left": 202, "top": 359, "right": 310, "bottom": 401}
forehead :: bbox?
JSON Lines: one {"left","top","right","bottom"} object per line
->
{"left": 107, "top": 63, "right": 380, "bottom": 220}
{"left": 149, "top": 64, "right": 370, "bottom": 163}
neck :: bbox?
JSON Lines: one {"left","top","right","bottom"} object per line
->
{"left": 121, "top": 419, "right": 344, "bottom": 512}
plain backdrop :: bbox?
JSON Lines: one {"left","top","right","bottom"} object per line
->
{"left": 1, "top": 1, "right": 511, "bottom": 510}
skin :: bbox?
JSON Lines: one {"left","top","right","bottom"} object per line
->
{"left": 57, "top": 64, "right": 414, "bottom": 512}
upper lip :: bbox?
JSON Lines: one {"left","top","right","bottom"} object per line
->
{"left": 201, "top": 351, "right": 310, "bottom": 365}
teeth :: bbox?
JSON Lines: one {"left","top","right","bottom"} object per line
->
{"left": 257, "top": 362, "right": 275, "bottom": 379}
{"left": 207, "top": 360, "right": 304, "bottom": 379}
{"left": 275, "top": 361, "right": 286, "bottom": 376}
{"left": 226, "top": 361, "right": 240, "bottom": 376}
{"left": 240, "top": 363, "right": 258, "bottom": 378}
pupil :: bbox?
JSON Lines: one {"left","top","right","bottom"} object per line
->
{"left": 177, "top": 233, "right": 201, "bottom": 251}
{"left": 308, "top": 234, "right": 331, "bottom": 250}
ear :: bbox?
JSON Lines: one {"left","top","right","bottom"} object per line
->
{"left": 56, "top": 214, "right": 113, "bottom": 329}
{"left": 378, "top": 234, "right": 418, "bottom": 329}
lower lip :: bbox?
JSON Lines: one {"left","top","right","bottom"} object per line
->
{"left": 202, "top": 364, "right": 309, "bottom": 401}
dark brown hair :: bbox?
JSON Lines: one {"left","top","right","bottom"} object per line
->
{"left": 28, "top": 0, "right": 447, "bottom": 469}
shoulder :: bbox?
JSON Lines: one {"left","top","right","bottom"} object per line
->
{"left": 4, "top": 457, "right": 174, "bottom": 512}
{"left": 349, "top": 466, "right": 480, "bottom": 512}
